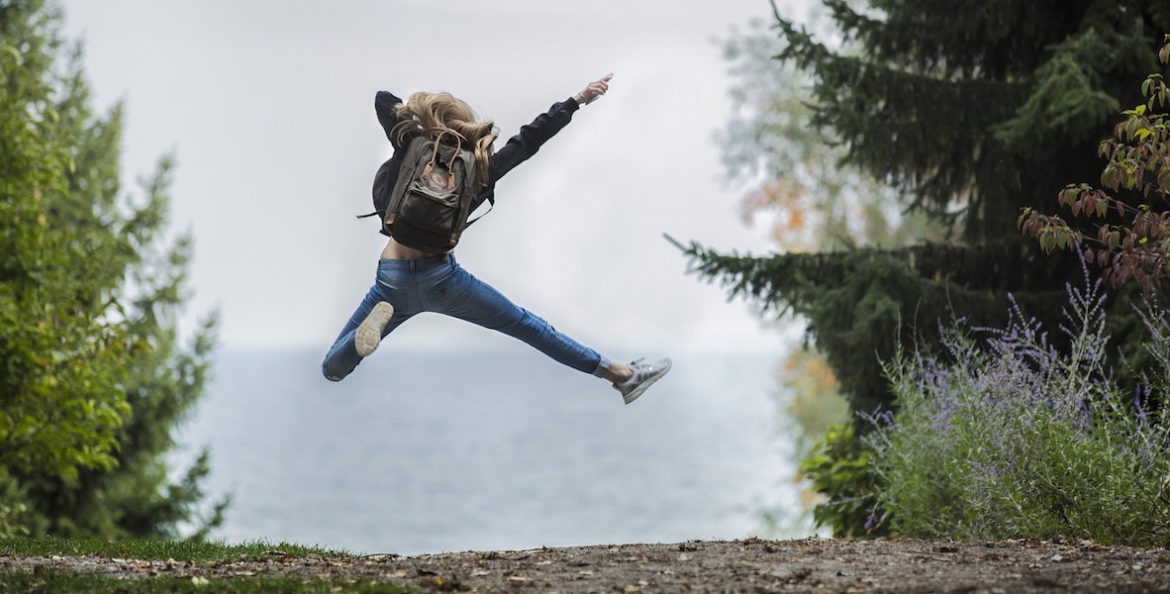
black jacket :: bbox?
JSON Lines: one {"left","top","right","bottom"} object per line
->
{"left": 372, "top": 91, "right": 580, "bottom": 235}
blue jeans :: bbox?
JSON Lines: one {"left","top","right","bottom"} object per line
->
{"left": 322, "top": 254, "right": 612, "bottom": 381}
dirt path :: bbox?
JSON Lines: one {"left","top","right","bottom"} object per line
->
{"left": 3, "top": 538, "right": 1169, "bottom": 593}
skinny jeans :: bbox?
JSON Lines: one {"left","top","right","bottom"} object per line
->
{"left": 322, "top": 254, "right": 611, "bottom": 381}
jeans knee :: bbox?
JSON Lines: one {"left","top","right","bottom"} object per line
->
{"left": 321, "top": 360, "right": 345, "bottom": 382}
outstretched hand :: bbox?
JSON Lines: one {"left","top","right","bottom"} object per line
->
{"left": 574, "top": 73, "right": 613, "bottom": 106}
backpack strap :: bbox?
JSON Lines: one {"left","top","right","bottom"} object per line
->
{"left": 465, "top": 192, "right": 494, "bottom": 227}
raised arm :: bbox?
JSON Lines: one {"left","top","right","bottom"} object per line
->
{"left": 486, "top": 97, "right": 578, "bottom": 184}
{"left": 487, "top": 74, "right": 613, "bottom": 184}
{"left": 374, "top": 90, "right": 406, "bottom": 149}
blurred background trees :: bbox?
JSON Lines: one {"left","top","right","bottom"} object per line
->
{"left": 715, "top": 5, "right": 935, "bottom": 458}
{"left": 0, "top": 0, "right": 223, "bottom": 537}
{"left": 700, "top": 0, "right": 1170, "bottom": 534}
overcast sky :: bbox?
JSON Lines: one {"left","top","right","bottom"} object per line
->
{"left": 58, "top": 0, "right": 801, "bottom": 355}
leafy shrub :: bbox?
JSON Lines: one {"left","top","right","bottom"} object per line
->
{"left": 1020, "top": 34, "right": 1170, "bottom": 290}
{"left": 867, "top": 267, "right": 1170, "bottom": 545}
{"left": 799, "top": 423, "right": 887, "bottom": 537}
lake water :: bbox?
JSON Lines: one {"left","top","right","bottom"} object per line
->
{"left": 174, "top": 346, "right": 806, "bottom": 554}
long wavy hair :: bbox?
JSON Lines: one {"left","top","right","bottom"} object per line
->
{"left": 392, "top": 92, "right": 497, "bottom": 188}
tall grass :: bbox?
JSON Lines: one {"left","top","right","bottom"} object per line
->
{"left": 868, "top": 269, "right": 1170, "bottom": 545}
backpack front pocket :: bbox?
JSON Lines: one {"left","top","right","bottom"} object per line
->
{"left": 400, "top": 181, "right": 460, "bottom": 233}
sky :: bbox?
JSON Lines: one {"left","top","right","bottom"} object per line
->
{"left": 58, "top": 0, "right": 799, "bottom": 355}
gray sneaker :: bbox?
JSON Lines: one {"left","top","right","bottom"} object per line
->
{"left": 355, "top": 301, "right": 394, "bottom": 357}
{"left": 614, "top": 357, "right": 672, "bottom": 404}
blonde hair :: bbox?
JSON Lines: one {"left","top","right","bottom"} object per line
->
{"left": 392, "top": 92, "right": 497, "bottom": 188}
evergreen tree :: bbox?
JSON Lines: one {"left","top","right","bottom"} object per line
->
{"left": 0, "top": 0, "right": 224, "bottom": 537}
{"left": 682, "top": 0, "right": 1170, "bottom": 416}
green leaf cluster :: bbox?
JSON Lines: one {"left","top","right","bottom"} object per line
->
{"left": 799, "top": 423, "right": 885, "bottom": 538}
{"left": 1020, "top": 35, "right": 1170, "bottom": 290}
{"left": 0, "top": 0, "right": 223, "bottom": 537}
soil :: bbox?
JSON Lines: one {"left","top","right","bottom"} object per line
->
{"left": 3, "top": 537, "right": 1170, "bottom": 593}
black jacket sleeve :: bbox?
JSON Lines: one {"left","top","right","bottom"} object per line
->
{"left": 470, "top": 96, "right": 580, "bottom": 212}
{"left": 489, "top": 97, "right": 579, "bottom": 182}
{"left": 375, "top": 91, "right": 406, "bottom": 149}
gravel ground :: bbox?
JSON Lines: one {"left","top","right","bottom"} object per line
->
{"left": 3, "top": 537, "right": 1170, "bottom": 593}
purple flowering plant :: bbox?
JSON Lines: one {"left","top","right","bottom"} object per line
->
{"left": 865, "top": 263, "right": 1170, "bottom": 545}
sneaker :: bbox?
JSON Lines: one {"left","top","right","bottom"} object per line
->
{"left": 614, "top": 357, "right": 672, "bottom": 404}
{"left": 355, "top": 301, "right": 394, "bottom": 357}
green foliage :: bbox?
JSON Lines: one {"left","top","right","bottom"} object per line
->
{"left": 1021, "top": 35, "right": 1170, "bottom": 290}
{"left": 868, "top": 277, "right": 1170, "bottom": 545}
{"left": 0, "top": 0, "right": 222, "bottom": 537}
{"left": 685, "top": 4, "right": 1170, "bottom": 538}
{"left": 687, "top": 0, "right": 1170, "bottom": 408}
{"left": 799, "top": 423, "right": 885, "bottom": 537}
{"left": 674, "top": 236, "right": 1073, "bottom": 415}
{"left": 1, "top": 1, "right": 128, "bottom": 490}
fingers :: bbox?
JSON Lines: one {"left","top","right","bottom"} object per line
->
{"left": 578, "top": 73, "right": 614, "bottom": 105}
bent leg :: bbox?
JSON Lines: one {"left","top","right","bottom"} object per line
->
{"left": 442, "top": 268, "right": 612, "bottom": 377}
{"left": 321, "top": 285, "right": 413, "bottom": 381}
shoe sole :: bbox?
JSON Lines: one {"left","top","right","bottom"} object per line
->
{"left": 355, "top": 302, "right": 394, "bottom": 358}
{"left": 623, "top": 359, "right": 672, "bottom": 405}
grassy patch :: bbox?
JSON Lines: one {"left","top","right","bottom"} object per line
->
{"left": 0, "top": 568, "right": 411, "bottom": 593}
{"left": 0, "top": 536, "right": 343, "bottom": 562}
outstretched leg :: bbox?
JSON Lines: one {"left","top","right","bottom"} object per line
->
{"left": 435, "top": 264, "right": 671, "bottom": 402}
{"left": 441, "top": 266, "right": 613, "bottom": 377}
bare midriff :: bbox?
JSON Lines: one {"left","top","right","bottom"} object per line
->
{"left": 379, "top": 237, "right": 450, "bottom": 260}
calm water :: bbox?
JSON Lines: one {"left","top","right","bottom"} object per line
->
{"left": 174, "top": 346, "right": 803, "bottom": 554}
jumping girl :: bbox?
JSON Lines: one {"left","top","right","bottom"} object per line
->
{"left": 321, "top": 75, "right": 671, "bottom": 405}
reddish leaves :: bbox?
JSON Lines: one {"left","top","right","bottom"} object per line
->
{"left": 1021, "top": 36, "right": 1170, "bottom": 292}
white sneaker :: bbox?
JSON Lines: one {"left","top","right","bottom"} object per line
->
{"left": 355, "top": 301, "right": 394, "bottom": 357}
{"left": 614, "top": 357, "right": 672, "bottom": 404}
